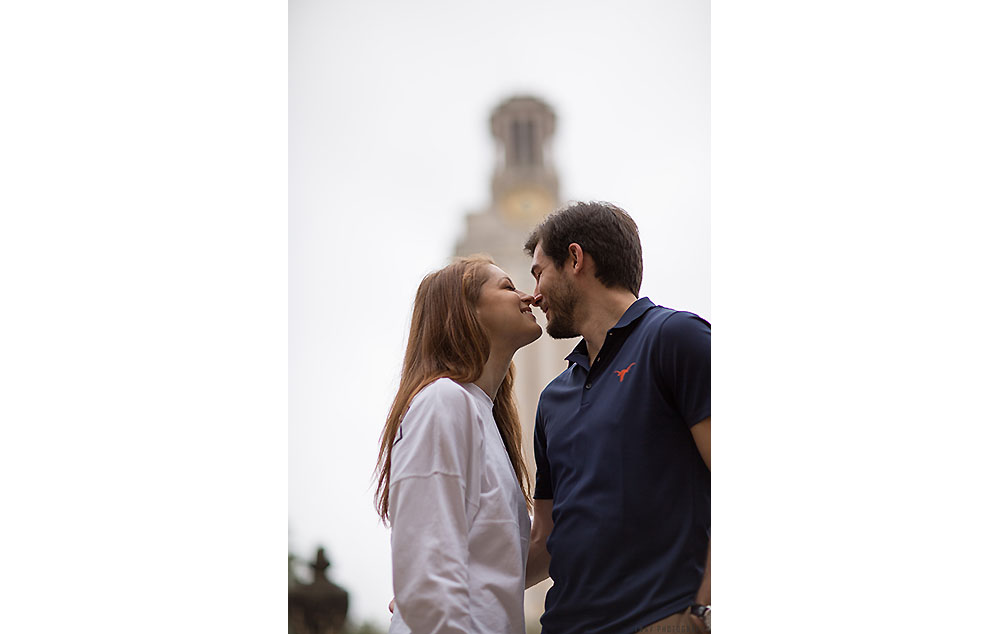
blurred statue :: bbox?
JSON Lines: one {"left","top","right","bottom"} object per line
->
{"left": 289, "top": 547, "right": 349, "bottom": 634}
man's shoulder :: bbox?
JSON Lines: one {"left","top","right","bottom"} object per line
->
{"left": 638, "top": 305, "right": 711, "bottom": 340}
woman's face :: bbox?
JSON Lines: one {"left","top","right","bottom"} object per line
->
{"left": 476, "top": 264, "right": 543, "bottom": 350}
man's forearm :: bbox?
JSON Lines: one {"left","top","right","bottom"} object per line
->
{"left": 694, "top": 539, "right": 711, "bottom": 605}
{"left": 525, "top": 538, "right": 551, "bottom": 589}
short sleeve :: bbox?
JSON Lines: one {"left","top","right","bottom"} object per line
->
{"left": 655, "top": 312, "right": 711, "bottom": 427}
{"left": 533, "top": 404, "right": 553, "bottom": 499}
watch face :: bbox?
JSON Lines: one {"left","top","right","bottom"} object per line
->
{"left": 692, "top": 606, "right": 710, "bottom": 630}
{"left": 500, "top": 187, "right": 555, "bottom": 223}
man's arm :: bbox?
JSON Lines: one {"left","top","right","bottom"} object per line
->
{"left": 695, "top": 541, "right": 711, "bottom": 605}
{"left": 690, "top": 416, "right": 710, "bottom": 471}
{"left": 525, "top": 499, "right": 553, "bottom": 589}
{"left": 690, "top": 416, "right": 710, "bottom": 605}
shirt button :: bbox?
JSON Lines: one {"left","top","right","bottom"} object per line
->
{"left": 585, "top": 383, "right": 592, "bottom": 389}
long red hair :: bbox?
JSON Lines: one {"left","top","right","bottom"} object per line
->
{"left": 374, "top": 256, "right": 532, "bottom": 524}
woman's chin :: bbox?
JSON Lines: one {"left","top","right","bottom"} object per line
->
{"left": 526, "top": 324, "right": 543, "bottom": 344}
{"left": 508, "top": 323, "right": 543, "bottom": 350}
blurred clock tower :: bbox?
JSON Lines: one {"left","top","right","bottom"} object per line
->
{"left": 490, "top": 96, "right": 560, "bottom": 224}
{"left": 453, "top": 95, "right": 572, "bottom": 633}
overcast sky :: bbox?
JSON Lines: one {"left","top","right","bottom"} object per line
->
{"left": 290, "top": 0, "right": 708, "bottom": 625}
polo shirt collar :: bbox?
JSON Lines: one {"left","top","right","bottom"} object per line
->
{"left": 564, "top": 297, "right": 657, "bottom": 367}
{"left": 612, "top": 296, "right": 657, "bottom": 330}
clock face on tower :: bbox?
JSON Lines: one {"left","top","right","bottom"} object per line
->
{"left": 499, "top": 186, "right": 556, "bottom": 224}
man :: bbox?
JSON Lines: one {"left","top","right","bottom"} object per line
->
{"left": 523, "top": 201, "right": 711, "bottom": 633}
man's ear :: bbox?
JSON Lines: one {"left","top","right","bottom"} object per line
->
{"left": 567, "top": 243, "right": 584, "bottom": 274}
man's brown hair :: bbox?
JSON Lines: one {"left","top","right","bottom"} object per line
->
{"left": 524, "top": 201, "right": 643, "bottom": 296}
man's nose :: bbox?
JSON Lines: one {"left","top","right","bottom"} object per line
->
{"left": 529, "top": 281, "right": 541, "bottom": 302}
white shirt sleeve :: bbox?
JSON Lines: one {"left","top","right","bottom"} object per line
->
{"left": 388, "top": 380, "right": 484, "bottom": 634}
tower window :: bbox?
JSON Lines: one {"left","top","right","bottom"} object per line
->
{"left": 511, "top": 120, "right": 538, "bottom": 166}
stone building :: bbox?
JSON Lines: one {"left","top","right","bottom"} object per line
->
{"left": 452, "top": 94, "right": 575, "bottom": 634}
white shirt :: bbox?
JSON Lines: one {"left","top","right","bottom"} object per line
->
{"left": 387, "top": 378, "right": 531, "bottom": 634}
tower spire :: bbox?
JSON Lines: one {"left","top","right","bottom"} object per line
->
{"left": 489, "top": 96, "right": 559, "bottom": 226}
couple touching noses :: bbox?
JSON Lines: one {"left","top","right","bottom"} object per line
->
{"left": 375, "top": 202, "right": 711, "bottom": 634}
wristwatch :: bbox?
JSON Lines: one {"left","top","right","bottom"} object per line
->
{"left": 691, "top": 604, "right": 711, "bottom": 631}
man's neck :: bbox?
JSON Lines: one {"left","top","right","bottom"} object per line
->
{"left": 577, "top": 289, "right": 639, "bottom": 366}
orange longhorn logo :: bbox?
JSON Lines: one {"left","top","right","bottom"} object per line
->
{"left": 614, "top": 362, "right": 637, "bottom": 382}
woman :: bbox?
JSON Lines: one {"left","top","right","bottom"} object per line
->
{"left": 374, "top": 255, "right": 542, "bottom": 634}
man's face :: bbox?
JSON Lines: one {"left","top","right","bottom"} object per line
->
{"left": 530, "top": 242, "right": 580, "bottom": 339}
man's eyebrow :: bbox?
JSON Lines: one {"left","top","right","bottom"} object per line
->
{"left": 530, "top": 264, "right": 540, "bottom": 278}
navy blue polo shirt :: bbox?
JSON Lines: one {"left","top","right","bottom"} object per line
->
{"left": 533, "top": 298, "right": 710, "bottom": 634}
